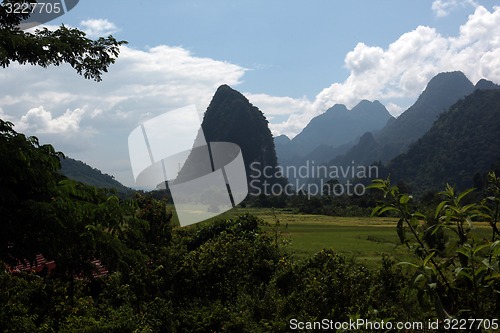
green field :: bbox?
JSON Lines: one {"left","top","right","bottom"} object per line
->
{"left": 172, "top": 207, "right": 493, "bottom": 268}
{"left": 216, "top": 208, "right": 410, "bottom": 267}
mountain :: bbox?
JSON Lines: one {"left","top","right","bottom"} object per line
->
{"left": 388, "top": 89, "right": 500, "bottom": 193}
{"left": 59, "top": 157, "right": 132, "bottom": 196}
{"left": 176, "top": 84, "right": 284, "bottom": 191}
{"left": 475, "top": 78, "right": 500, "bottom": 91}
{"left": 276, "top": 100, "right": 393, "bottom": 166}
{"left": 333, "top": 71, "right": 475, "bottom": 166}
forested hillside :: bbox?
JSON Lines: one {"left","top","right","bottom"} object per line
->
{"left": 60, "top": 157, "right": 132, "bottom": 197}
{"left": 389, "top": 89, "right": 500, "bottom": 193}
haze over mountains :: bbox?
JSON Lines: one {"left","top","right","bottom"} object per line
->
{"left": 332, "top": 71, "right": 477, "bottom": 166}
{"left": 60, "top": 71, "right": 500, "bottom": 195}
{"left": 272, "top": 70, "right": 500, "bottom": 192}
{"left": 275, "top": 100, "right": 393, "bottom": 166}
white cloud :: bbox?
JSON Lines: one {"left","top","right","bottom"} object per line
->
{"left": 432, "top": 0, "right": 478, "bottom": 17}
{"left": 262, "top": 5, "right": 500, "bottom": 139}
{"left": 2, "top": 6, "right": 500, "bottom": 184}
{"left": 80, "top": 19, "right": 119, "bottom": 37}
{"left": 0, "top": 20, "right": 247, "bottom": 185}
{"left": 16, "top": 107, "right": 86, "bottom": 134}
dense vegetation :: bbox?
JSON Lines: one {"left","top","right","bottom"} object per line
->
{"left": 2, "top": 116, "right": 499, "bottom": 331}
{"left": 389, "top": 89, "right": 500, "bottom": 193}
{"left": 1, "top": 5, "right": 499, "bottom": 330}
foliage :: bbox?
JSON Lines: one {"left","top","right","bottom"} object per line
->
{"left": 369, "top": 176, "right": 500, "bottom": 319}
{"left": 0, "top": 0, "right": 127, "bottom": 81}
{"left": 3, "top": 111, "right": 498, "bottom": 330}
{"left": 0, "top": 119, "right": 412, "bottom": 330}
{"left": 389, "top": 89, "right": 500, "bottom": 194}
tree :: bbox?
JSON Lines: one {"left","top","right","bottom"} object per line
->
{"left": 1, "top": 0, "right": 126, "bottom": 81}
{"left": 0, "top": 1, "right": 126, "bottom": 264}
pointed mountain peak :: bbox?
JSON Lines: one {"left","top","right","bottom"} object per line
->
{"left": 355, "top": 99, "right": 375, "bottom": 107}
{"left": 215, "top": 84, "right": 234, "bottom": 93}
{"left": 208, "top": 84, "right": 251, "bottom": 109}
{"left": 351, "top": 99, "right": 390, "bottom": 113}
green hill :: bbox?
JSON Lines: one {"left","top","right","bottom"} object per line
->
{"left": 59, "top": 157, "right": 133, "bottom": 196}
{"left": 388, "top": 89, "right": 500, "bottom": 193}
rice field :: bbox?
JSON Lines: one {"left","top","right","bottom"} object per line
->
{"left": 172, "top": 207, "right": 494, "bottom": 268}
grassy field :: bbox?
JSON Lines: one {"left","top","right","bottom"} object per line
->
{"left": 172, "top": 207, "right": 493, "bottom": 268}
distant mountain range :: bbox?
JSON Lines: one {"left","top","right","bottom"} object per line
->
{"left": 332, "top": 71, "right": 476, "bottom": 166}
{"left": 59, "top": 71, "right": 500, "bottom": 196}
{"left": 275, "top": 100, "right": 392, "bottom": 167}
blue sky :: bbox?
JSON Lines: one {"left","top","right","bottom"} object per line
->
{"left": 1, "top": 0, "right": 499, "bottom": 186}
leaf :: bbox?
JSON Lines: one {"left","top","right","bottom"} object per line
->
{"left": 423, "top": 251, "right": 436, "bottom": 267}
{"left": 457, "top": 188, "right": 475, "bottom": 203}
{"left": 430, "top": 224, "right": 443, "bottom": 235}
{"left": 456, "top": 268, "right": 473, "bottom": 282}
{"left": 367, "top": 181, "right": 385, "bottom": 190}
{"left": 435, "top": 201, "right": 447, "bottom": 218}
{"left": 473, "top": 243, "right": 490, "bottom": 255}
{"left": 399, "top": 194, "right": 411, "bottom": 205}
{"left": 396, "top": 261, "right": 419, "bottom": 268}
{"left": 370, "top": 205, "right": 382, "bottom": 217}
{"left": 376, "top": 206, "right": 398, "bottom": 216}
{"left": 456, "top": 246, "right": 471, "bottom": 258}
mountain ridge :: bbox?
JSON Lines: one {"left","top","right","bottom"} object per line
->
{"left": 388, "top": 88, "right": 500, "bottom": 193}
{"left": 332, "top": 71, "right": 476, "bottom": 166}
{"left": 275, "top": 99, "right": 393, "bottom": 166}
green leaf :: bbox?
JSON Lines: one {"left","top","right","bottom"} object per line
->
{"left": 399, "top": 194, "right": 411, "bottom": 205}
{"left": 473, "top": 243, "right": 490, "bottom": 255}
{"left": 435, "top": 200, "right": 447, "bottom": 218}
{"left": 457, "top": 188, "right": 475, "bottom": 203}
{"left": 456, "top": 268, "right": 473, "bottom": 282}
{"left": 397, "top": 261, "right": 419, "bottom": 268}
{"left": 423, "top": 251, "right": 436, "bottom": 267}
{"left": 456, "top": 247, "right": 471, "bottom": 258}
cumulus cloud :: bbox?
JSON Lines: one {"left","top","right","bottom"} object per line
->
{"left": 2, "top": 6, "right": 500, "bottom": 184}
{"left": 80, "top": 19, "right": 119, "bottom": 37}
{"left": 264, "top": 5, "right": 500, "bottom": 138}
{"left": 432, "top": 0, "right": 479, "bottom": 17}
{"left": 0, "top": 20, "right": 247, "bottom": 185}
{"left": 16, "top": 107, "right": 86, "bottom": 134}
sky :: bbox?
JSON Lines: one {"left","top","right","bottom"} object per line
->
{"left": 1, "top": 0, "right": 500, "bottom": 187}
